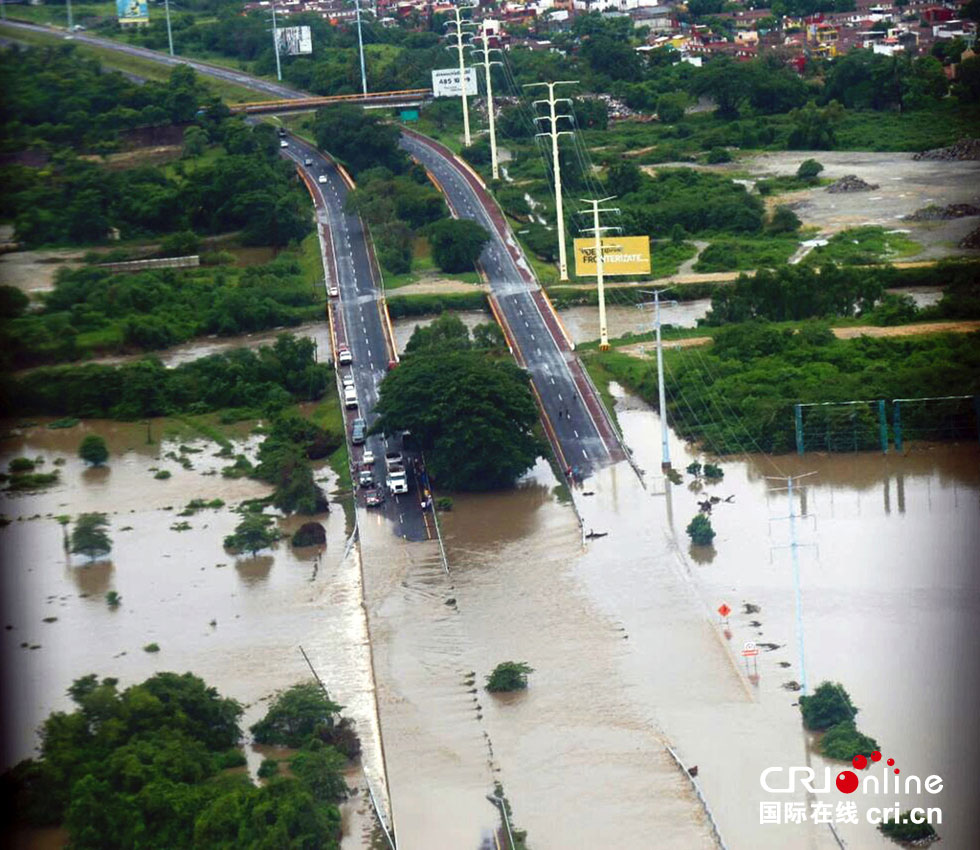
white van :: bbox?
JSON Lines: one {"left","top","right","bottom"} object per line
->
{"left": 344, "top": 385, "right": 358, "bottom": 409}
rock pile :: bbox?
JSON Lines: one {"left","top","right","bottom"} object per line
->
{"left": 959, "top": 225, "right": 980, "bottom": 249}
{"left": 913, "top": 138, "right": 980, "bottom": 161}
{"left": 906, "top": 203, "right": 980, "bottom": 221}
{"left": 825, "top": 174, "right": 879, "bottom": 193}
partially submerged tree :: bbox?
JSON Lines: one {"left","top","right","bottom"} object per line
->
{"left": 799, "top": 681, "right": 857, "bottom": 730}
{"left": 685, "top": 513, "right": 716, "bottom": 546}
{"left": 70, "top": 513, "right": 112, "bottom": 561}
{"left": 78, "top": 435, "right": 109, "bottom": 467}
{"left": 223, "top": 513, "right": 279, "bottom": 556}
{"left": 486, "top": 661, "right": 534, "bottom": 693}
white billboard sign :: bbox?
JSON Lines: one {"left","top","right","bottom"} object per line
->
{"left": 276, "top": 26, "right": 313, "bottom": 56}
{"left": 432, "top": 67, "right": 478, "bottom": 98}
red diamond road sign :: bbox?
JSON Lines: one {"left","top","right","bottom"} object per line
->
{"left": 718, "top": 603, "right": 731, "bottom": 618}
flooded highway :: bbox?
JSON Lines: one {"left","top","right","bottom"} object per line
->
{"left": 2, "top": 376, "right": 976, "bottom": 849}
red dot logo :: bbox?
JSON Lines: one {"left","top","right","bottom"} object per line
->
{"left": 836, "top": 770, "right": 859, "bottom": 794}
{"left": 871, "top": 751, "right": 881, "bottom": 762}
{"left": 852, "top": 754, "right": 867, "bottom": 770}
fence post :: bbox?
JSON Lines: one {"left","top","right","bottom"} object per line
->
{"left": 794, "top": 404, "right": 804, "bottom": 456}
{"left": 878, "top": 399, "right": 888, "bottom": 454}
{"left": 893, "top": 401, "right": 902, "bottom": 452}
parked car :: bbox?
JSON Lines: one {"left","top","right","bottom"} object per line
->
{"left": 362, "top": 449, "right": 375, "bottom": 466}
{"left": 351, "top": 418, "right": 366, "bottom": 444}
{"left": 337, "top": 346, "right": 352, "bottom": 365}
{"left": 342, "top": 374, "right": 355, "bottom": 389}
{"left": 344, "top": 385, "right": 358, "bottom": 409}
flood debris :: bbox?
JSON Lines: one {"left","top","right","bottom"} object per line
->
{"left": 912, "top": 137, "right": 980, "bottom": 161}
{"left": 905, "top": 203, "right": 980, "bottom": 221}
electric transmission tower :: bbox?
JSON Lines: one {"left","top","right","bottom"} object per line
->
{"left": 525, "top": 80, "right": 577, "bottom": 281}
{"left": 445, "top": 3, "right": 478, "bottom": 147}
{"left": 350, "top": 0, "right": 369, "bottom": 95}
{"left": 639, "top": 288, "right": 677, "bottom": 472}
{"left": 578, "top": 196, "right": 620, "bottom": 350}
{"left": 471, "top": 21, "right": 502, "bottom": 179}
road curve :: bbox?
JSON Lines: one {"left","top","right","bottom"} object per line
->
{"left": 3, "top": 19, "right": 627, "bottom": 478}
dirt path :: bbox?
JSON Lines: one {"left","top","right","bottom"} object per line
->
{"left": 617, "top": 320, "right": 980, "bottom": 359}
{"left": 387, "top": 278, "right": 488, "bottom": 296}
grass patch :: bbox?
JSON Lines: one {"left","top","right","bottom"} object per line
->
{"left": 804, "top": 226, "right": 921, "bottom": 266}
{"left": 694, "top": 237, "right": 799, "bottom": 272}
{"left": 386, "top": 291, "right": 488, "bottom": 318}
{"left": 0, "top": 23, "right": 258, "bottom": 103}
{"left": 580, "top": 356, "right": 622, "bottom": 430}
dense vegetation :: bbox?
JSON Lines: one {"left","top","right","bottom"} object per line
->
{"left": 2, "top": 334, "right": 329, "bottom": 419}
{"left": 1, "top": 254, "right": 322, "bottom": 368}
{"left": 373, "top": 315, "right": 542, "bottom": 490}
{"left": 0, "top": 48, "right": 311, "bottom": 248}
{"left": 2, "top": 672, "right": 350, "bottom": 848}
{"left": 591, "top": 327, "right": 980, "bottom": 454}
{"left": 799, "top": 681, "right": 880, "bottom": 761}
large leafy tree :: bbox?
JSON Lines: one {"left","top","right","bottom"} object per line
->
{"left": 373, "top": 348, "right": 542, "bottom": 491}
{"left": 70, "top": 513, "right": 112, "bottom": 560}
{"left": 312, "top": 104, "right": 408, "bottom": 175}
{"left": 426, "top": 218, "right": 490, "bottom": 274}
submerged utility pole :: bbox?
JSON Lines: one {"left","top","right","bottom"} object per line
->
{"left": 351, "top": 0, "right": 369, "bottom": 95}
{"left": 578, "top": 196, "right": 619, "bottom": 350}
{"left": 640, "top": 288, "right": 676, "bottom": 471}
{"left": 767, "top": 472, "right": 817, "bottom": 696}
{"left": 164, "top": 0, "right": 175, "bottom": 57}
{"left": 66, "top": 0, "right": 73, "bottom": 31}
{"left": 525, "top": 80, "right": 577, "bottom": 281}
{"left": 471, "top": 21, "right": 501, "bottom": 179}
{"left": 270, "top": 1, "right": 282, "bottom": 81}
{"left": 445, "top": 3, "right": 477, "bottom": 146}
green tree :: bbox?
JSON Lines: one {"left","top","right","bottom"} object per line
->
{"left": 250, "top": 683, "right": 345, "bottom": 749}
{"left": 787, "top": 101, "right": 841, "bottom": 150}
{"left": 372, "top": 351, "right": 542, "bottom": 491}
{"left": 692, "top": 57, "right": 751, "bottom": 119}
{"left": 223, "top": 512, "right": 278, "bottom": 556}
{"left": 0, "top": 285, "right": 30, "bottom": 319}
{"left": 767, "top": 206, "right": 802, "bottom": 234}
{"left": 427, "top": 218, "right": 491, "bottom": 273}
{"left": 70, "top": 513, "right": 112, "bottom": 560}
{"left": 182, "top": 125, "right": 208, "bottom": 158}
{"left": 819, "top": 721, "right": 879, "bottom": 760}
{"left": 404, "top": 313, "right": 472, "bottom": 354}
{"left": 312, "top": 104, "right": 408, "bottom": 175}
{"left": 606, "top": 160, "right": 642, "bottom": 196}
{"left": 78, "top": 435, "right": 109, "bottom": 466}
{"left": 656, "top": 92, "right": 687, "bottom": 123}
{"left": 159, "top": 230, "right": 201, "bottom": 256}
{"left": 799, "top": 681, "right": 857, "bottom": 730}
{"left": 486, "top": 661, "right": 534, "bottom": 692}
{"left": 685, "top": 513, "right": 716, "bottom": 545}
{"left": 796, "top": 158, "right": 824, "bottom": 181}
{"left": 288, "top": 743, "right": 349, "bottom": 804}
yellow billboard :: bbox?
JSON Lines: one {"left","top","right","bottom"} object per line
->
{"left": 573, "top": 236, "right": 651, "bottom": 277}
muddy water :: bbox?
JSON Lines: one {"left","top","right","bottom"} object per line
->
{"left": 607, "top": 384, "right": 980, "bottom": 849}
{"left": 560, "top": 301, "right": 710, "bottom": 345}
{"left": 0, "top": 420, "right": 386, "bottom": 848}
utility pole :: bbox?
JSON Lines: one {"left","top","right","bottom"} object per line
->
{"left": 471, "top": 21, "right": 501, "bottom": 179}
{"left": 578, "top": 196, "right": 619, "bottom": 350}
{"left": 767, "top": 472, "right": 817, "bottom": 696}
{"left": 351, "top": 0, "right": 368, "bottom": 95}
{"left": 270, "top": 1, "right": 282, "bottom": 82}
{"left": 67, "top": 0, "right": 73, "bottom": 31}
{"left": 640, "top": 288, "right": 677, "bottom": 471}
{"left": 445, "top": 3, "right": 477, "bottom": 147}
{"left": 164, "top": 0, "right": 175, "bottom": 57}
{"left": 526, "top": 80, "right": 577, "bottom": 281}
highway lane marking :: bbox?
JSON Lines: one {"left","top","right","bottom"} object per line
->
{"left": 550, "top": 378, "right": 555, "bottom": 384}
{"left": 574, "top": 429, "right": 579, "bottom": 437}
{"left": 536, "top": 347, "right": 541, "bottom": 355}
{"left": 558, "top": 392, "right": 562, "bottom": 400}
{"left": 582, "top": 449, "right": 589, "bottom": 459}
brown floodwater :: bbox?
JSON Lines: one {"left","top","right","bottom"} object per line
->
{"left": 0, "top": 419, "right": 387, "bottom": 849}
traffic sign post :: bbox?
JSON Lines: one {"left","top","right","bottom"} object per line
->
{"left": 717, "top": 603, "right": 731, "bottom": 622}
{"left": 741, "top": 641, "right": 759, "bottom": 678}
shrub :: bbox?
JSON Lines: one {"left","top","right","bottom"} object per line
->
{"left": 686, "top": 513, "right": 715, "bottom": 545}
{"left": 879, "top": 812, "right": 938, "bottom": 843}
{"left": 436, "top": 496, "right": 453, "bottom": 511}
{"left": 291, "top": 522, "right": 326, "bottom": 547}
{"left": 799, "top": 681, "right": 857, "bottom": 730}
{"left": 154, "top": 470, "right": 172, "bottom": 480}
{"left": 9, "top": 457, "right": 36, "bottom": 473}
{"left": 820, "top": 721, "right": 879, "bottom": 761}
{"left": 427, "top": 219, "right": 491, "bottom": 273}
{"left": 143, "top": 642, "right": 160, "bottom": 653}
{"left": 706, "top": 147, "right": 732, "bottom": 164}
{"left": 257, "top": 758, "right": 280, "bottom": 779}
{"left": 703, "top": 463, "right": 724, "bottom": 480}
{"left": 486, "top": 661, "right": 533, "bottom": 693}
{"left": 105, "top": 591, "right": 121, "bottom": 608}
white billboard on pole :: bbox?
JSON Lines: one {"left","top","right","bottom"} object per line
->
{"left": 276, "top": 26, "right": 313, "bottom": 56}
{"left": 431, "top": 67, "right": 478, "bottom": 98}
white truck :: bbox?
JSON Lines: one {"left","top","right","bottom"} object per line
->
{"left": 344, "top": 385, "right": 358, "bottom": 409}
{"left": 387, "top": 463, "right": 408, "bottom": 495}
